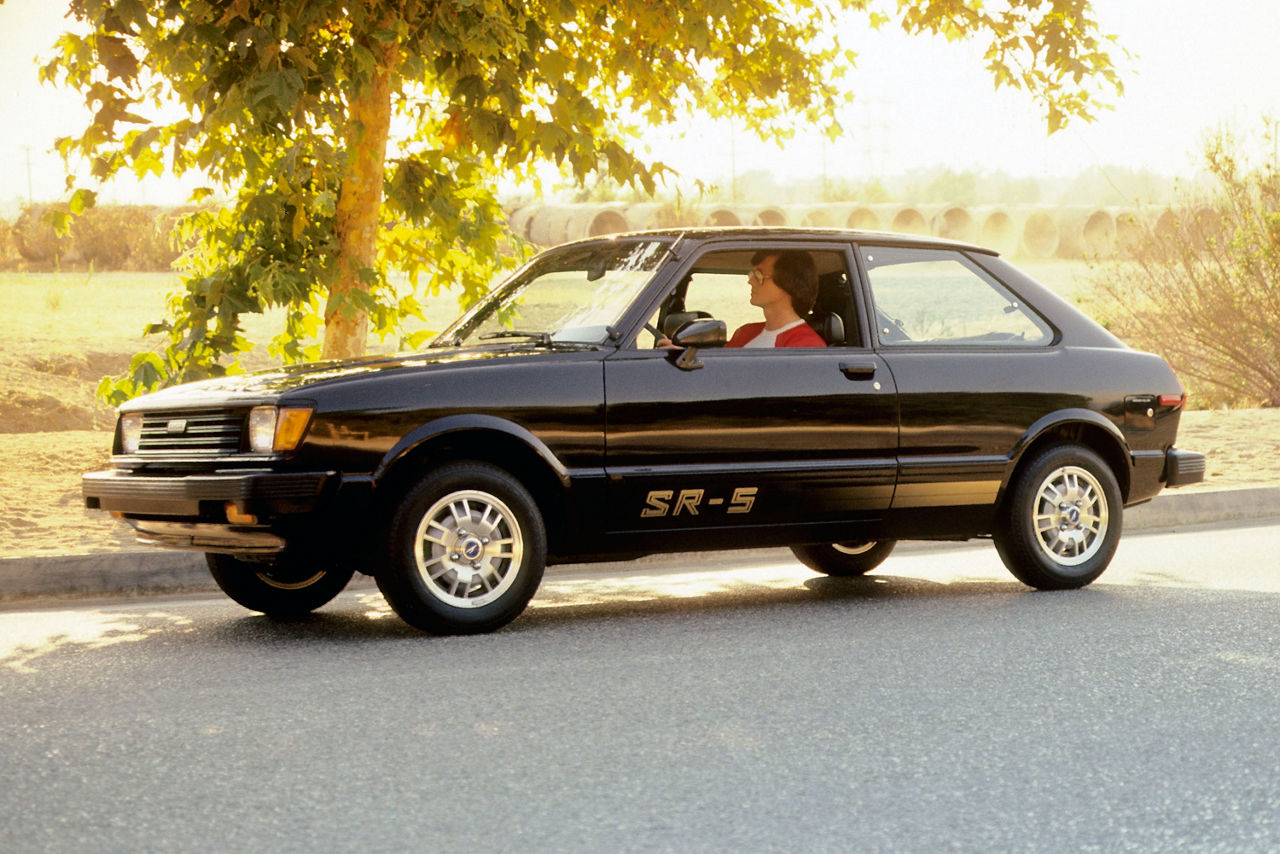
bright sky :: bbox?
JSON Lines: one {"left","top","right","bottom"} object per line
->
{"left": 2, "top": 0, "right": 1279, "bottom": 211}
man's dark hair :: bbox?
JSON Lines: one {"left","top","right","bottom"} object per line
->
{"left": 752, "top": 249, "right": 818, "bottom": 314}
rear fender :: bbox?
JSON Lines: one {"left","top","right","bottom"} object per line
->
{"left": 1002, "top": 409, "right": 1132, "bottom": 502}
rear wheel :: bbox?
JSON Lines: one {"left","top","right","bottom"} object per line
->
{"left": 206, "top": 553, "right": 355, "bottom": 617}
{"left": 376, "top": 462, "right": 546, "bottom": 635}
{"left": 791, "top": 539, "right": 896, "bottom": 577}
{"left": 993, "top": 444, "right": 1122, "bottom": 590}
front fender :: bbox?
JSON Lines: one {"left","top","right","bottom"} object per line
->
{"left": 374, "top": 413, "right": 571, "bottom": 487}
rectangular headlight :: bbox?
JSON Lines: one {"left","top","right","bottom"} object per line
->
{"left": 248, "top": 406, "right": 277, "bottom": 453}
{"left": 248, "top": 406, "right": 313, "bottom": 453}
{"left": 119, "top": 412, "right": 143, "bottom": 454}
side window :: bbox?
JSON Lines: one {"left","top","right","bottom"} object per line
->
{"left": 863, "top": 246, "right": 1052, "bottom": 347}
{"left": 644, "top": 247, "right": 860, "bottom": 347}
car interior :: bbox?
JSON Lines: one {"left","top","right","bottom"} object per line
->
{"left": 651, "top": 248, "right": 861, "bottom": 348}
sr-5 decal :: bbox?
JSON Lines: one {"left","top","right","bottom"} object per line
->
{"left": 641, "top": 487, "right": 758, "bottom": 518}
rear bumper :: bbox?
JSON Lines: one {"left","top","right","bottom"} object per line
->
{"left": 1164, "top": 447, "right": 1206, "bottom": 487}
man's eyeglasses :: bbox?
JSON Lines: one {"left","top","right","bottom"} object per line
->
{"left": 748, "top": 268, "right": 774, "bottom": 284}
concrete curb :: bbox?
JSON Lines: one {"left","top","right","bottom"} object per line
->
{"left": 4, "top": 487, "right": 1279, "bottom": 602}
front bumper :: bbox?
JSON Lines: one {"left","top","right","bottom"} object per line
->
{"left": 83, "top": 468, "right": 344, "bottom": 555}
{"left": 1164, "top": 447, "right": 1206, "bottom": 487}
{"left": 83, "top": 469, "right": 336, "bottom": 517}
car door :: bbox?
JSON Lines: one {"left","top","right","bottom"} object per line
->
{"left": 855, "top": 243, "right": 1061, "bottom": 514}
{"left": 602, "top": 241, "right": 899, "bottom": 544}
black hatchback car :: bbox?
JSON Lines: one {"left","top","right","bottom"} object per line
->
{"left": 84, "top": 228, "right": 1205, "bottom": 633}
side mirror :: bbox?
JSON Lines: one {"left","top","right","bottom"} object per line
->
{"left": 668, "top": 319, "right": 727, "bottom": 371}
{"left": 671, "top": 318, "right": 726, "bottom": 348}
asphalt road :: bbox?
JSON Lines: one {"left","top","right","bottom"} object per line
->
{"left": 3, "top": 520, "right": 1279, "bottom": 852}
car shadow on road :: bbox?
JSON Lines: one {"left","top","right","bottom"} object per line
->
{"left": 0, "top": 573, "right": 1148, "bottom": 672}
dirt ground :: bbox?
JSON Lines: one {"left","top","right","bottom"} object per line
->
{"left": 2, "top": 406, "right": 1276, "bottom": 560}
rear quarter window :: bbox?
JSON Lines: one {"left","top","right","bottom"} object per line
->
{"left": 862, "top": 246, "right": 1052, "bottom": 347}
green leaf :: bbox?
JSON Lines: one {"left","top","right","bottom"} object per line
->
{"left": 69, "top": 188, "right": 98, "bottom": 216}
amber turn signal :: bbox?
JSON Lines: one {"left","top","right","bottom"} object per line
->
{"left": 273, "top": 407, "right": 313, "bottom": 452}
{"left": 225, "top": 502, "right": 258, "bottom": 525}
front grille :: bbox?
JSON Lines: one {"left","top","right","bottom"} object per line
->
{"left": 137, "top": 409, "right": 245, "bottom": 455}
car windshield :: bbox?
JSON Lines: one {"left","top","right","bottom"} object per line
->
{"left": 439, "top": 239, "right": 671, "bottom": 347}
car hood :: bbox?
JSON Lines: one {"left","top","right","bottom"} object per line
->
{"left": 118, "top": 343, "right": 600, "bottom": 411}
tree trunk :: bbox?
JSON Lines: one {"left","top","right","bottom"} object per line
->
{"left": 322, "top": 39, "right": 397, "bottom": 360}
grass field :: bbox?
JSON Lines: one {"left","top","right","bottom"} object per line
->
{"left": 0, "top": 269, "right": 474, "bottom": 368}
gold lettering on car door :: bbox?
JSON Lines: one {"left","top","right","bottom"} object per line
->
{"left": 674, "top": 490, "right": 704, "bottom": 515}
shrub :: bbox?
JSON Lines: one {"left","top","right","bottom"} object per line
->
{"left": 1086, "top": 125, "right": 1280, "bottom": 408}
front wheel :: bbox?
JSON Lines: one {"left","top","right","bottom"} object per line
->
{"left": 791, "top": 540, "right": 896, "bottom": 577}
{"left": 993, "top": 444, "right": 1123, "bottom": 590}
{"left": 376, "top": 462, "right": 546, "bottom": 635}
{"left": 206, "top": 553, "right": 355, "bottom": 618}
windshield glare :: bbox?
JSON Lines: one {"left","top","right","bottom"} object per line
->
{"left": 442, "top": 240, "right": 669, "bottom": 346}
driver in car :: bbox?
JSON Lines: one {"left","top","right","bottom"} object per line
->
{"left": 658, "top": 250, "right": 827, "bottom": 348}
{"left": 728, "top": 250, "right": 825, "bottom": 348}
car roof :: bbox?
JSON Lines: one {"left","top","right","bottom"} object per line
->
{"left": 557, "top": 226, "right": 998, "bottom": 256}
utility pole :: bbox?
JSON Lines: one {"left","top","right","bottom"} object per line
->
{"left": 25, "top": 146, "right": 33, "bottom": 205}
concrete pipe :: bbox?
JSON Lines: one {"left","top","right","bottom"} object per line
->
{"left": 796, "top": 205, "right": 836, "bottom": 228}
{"left": 562, "top": 204, "right": 628, "bottom": 240}
{"left": 931, "top": 205, "right": 978, "bottom": 244}
{"left": 1189, "top": 205, "right": 1223, "bottom": 250}
{"left": 625, "top": 203, "right": 680, "bottom": 231}
{"left": 527, "top": 205, "right": 578, "bottom": 247}
{"left": 701, "top": 206, "right": 741, "bottom": 227}
{"left": 976, "top": 208, "right": 1018, "bottom": 256}
{"left": 872, "top": 204, "right": 928, "bottom": 236}
{"left": 1018, "top": 208, "right": 1060, "bottom": 258}
{"left": 742, "top": 206, "right": 789, "bottom": 227}
{"left": 1081, "top": 208, "right": 1116, "bottom": 257}
{"left": 506, "top": 206, "right": 538, "bottom": 242}
{"left": 1056, "top": 207, "right": 1116, "bottom": 258}
{"left": 845, "top": 206, "right": 880, "bottom": 231}
{"left": 1154, "top": 208, "right": 1179, "bottom": 242}
{"left": 1111, "top": 208, "right": 1146, "bottom": 257}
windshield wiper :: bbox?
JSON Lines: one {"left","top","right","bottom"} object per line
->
{"left": 478, "top": 330, "right": 553, "bottom": 345}
{"left": 429, "top": 335, "right": 462, "bottom": 348}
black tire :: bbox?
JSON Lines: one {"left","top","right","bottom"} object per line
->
{"left": 376, "top": 462, "right": 546, "bottom": 635}
{"left": 993, "top": 444, "right": 1123, "bottom": 590}
{"left": 791, "top": 539, "right": 896, "bottom": 577}
{"left": 206, "top": 553, "right": 355, "bottom": 617}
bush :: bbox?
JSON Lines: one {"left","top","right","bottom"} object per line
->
{"left": 1086, "top": 126, "right": 1280, "bottom": 408}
